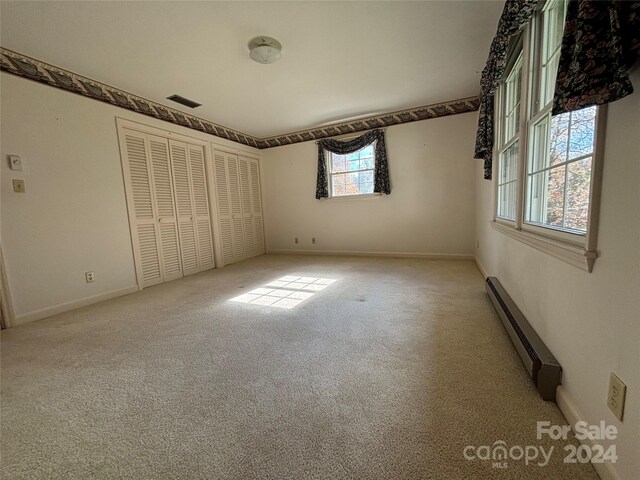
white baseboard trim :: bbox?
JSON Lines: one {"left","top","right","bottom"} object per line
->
{"left": 556, "top": 386, "right": 620, "bottom": 480}
{"left": 474, "top": 256, "right": 489, "bottom": 279}
{"left": 267, "top": 249, "right": 475, "bottom": 261}
{"left": 14, "top": 285, "right": 139, "bottom": 326}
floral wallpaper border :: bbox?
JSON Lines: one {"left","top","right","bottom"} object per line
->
{"left": 0, "top": 47, "right": 480, "bottom": 149}
{"left": 258, "top": 97, "right": 480, "bottom": 148}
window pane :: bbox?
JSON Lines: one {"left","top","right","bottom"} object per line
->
{"left": 499, "top": 141, "right": 519, "bottom": 185}
{"left": 497, "top": 140, "right": 518, "bottom": 220}
{"left": 540, "top": 0, "right": 566, "bottom": 107}
{"left": 503, "top": 54, "right": 523, "bottom": 144}
{"left": 527, "top": 172, "right": 545, "bottom": 223}
{"left": 360, "top": 171, "right": 374, "bottom": 184}
{"left": 568, "top": 106, "right": 596, "bottom": 159}
{"left": 332, "top": 175, "right": 346, "bottom": 196}
{"left": 345, "top": 172, "right": 360, "bottom": 195}
{"left": 549, "top": 112, "right": 569, "bottom": 166}
{"left": 498, "top": 184, "right": 507, "bottom": 218}
{"left": 565, "top": 157, "right": 592, "bottom": 232}
{"left": 361, "top": 157, "right": 374, "bottom": 169}
{"left": 361, "top": 145, "right": 374, "bottom": 157}
{"left": 545, "top": 166, "right": 566, "bottom": 227}
{"left": 360, "top": 182, "right": 374, "bottom": 194}
{"left": 331, "top": 154, "right": 347, "bottom": 173}
{"left": 529, "top": 115, "right": 550, "bottom": 173}
{"left": 526, "top": 167, "right": 566, "bottom": 227}
{"left": 498, "top": 181, "right": 517, "bottom": 220}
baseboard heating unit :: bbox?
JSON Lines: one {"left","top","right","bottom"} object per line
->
{"left": 485, "top": 277, "right": 562, "bottom": 401}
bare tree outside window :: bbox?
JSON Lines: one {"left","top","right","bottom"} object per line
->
{"left": 329, "top": 145, "right": 375, "bottom": 197}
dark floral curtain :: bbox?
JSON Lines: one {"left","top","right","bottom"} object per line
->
{"left": 552, "top": 0, "right": 640, "bottom": 115}
{"left": 316, "top": 129, "right": 390, "bottom": 199}
{"left": 474, "top": 0, "right": 537, "bottom": 180}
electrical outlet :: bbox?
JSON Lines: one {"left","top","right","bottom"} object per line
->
{"left": 85, "top": 271, "right": 95, "bottom": 283}
{"left": 8, "top": 155, "right": 22, "bottom": 171}
{"left": 312, "top": 237, "right": 316, "bottom": 244}
{"left": 607, "top": 372, "right": 626, "bottom": 421}
{"left": 12, "top": 179, "right": 25, "bottom": 193}
{"left": 294, "top": 237, "right": 299, "bottom": 244}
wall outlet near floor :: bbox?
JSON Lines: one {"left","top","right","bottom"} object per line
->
{"left": 12, "top": 179, "right": 26, "bottom": 193}
{"left": 607, "top": 372, "right": 626, "bottom": 421}
{"left": 85, "top": 271, "right": 95, "bottom": 283}
{"left": 294, "top": 237, "right": 299, "bottom": 244}
{"left": 312, "top": 237, "right": 316, "bottom": 244}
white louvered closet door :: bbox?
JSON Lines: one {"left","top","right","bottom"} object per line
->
{"left": 188, "top": 144, "right": 215, "bottom": 271}
{"left": 121, "top": 129, "right": 163, "bottom": 288}
{"left": 227, "top": 155, "right": 245, "bottom": 260}
{"left": 148, "top": 134, "right": 183, "bottom": 282}
{"left": 213, "top": 151, "right": 235, "bottom": 265}
{"left": 238, "top": 157, "right": 256, "bottom": 256}
{"left": 169, "top": 140, "right": 200, "bottom": 276}
{"left": 248, "top": 159, "right": 265, "bottom": 255}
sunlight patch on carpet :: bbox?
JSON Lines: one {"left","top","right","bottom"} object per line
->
{"left": 229, "top": 276, "right": 337, "bottom": 309}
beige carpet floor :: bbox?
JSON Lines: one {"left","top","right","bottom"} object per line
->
{"left": 1, "top": 254, "right": 598, "bottom": 479}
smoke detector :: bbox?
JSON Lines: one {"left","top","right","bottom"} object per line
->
{"left": 248, "top": 36, "right": 282, "bottom": 64}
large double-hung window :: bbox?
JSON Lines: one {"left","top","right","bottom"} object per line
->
{"left": 493, "top": 0, "right": 604, "bottom": 271}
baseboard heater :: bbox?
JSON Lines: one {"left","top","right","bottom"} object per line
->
{"left": 485, "top": 277, "right": 562, "bottom": 401}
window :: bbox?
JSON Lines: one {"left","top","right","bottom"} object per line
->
{"left": 493, "top": 0, "right": 604, "bottom": 271}
{"left": 328, "top": 144, "right": 375, "bottom": 197}
{"left": 526, "top": 106, "right": 597, "bottom": 233}
{"left": 497, "top": 52, "right": 523, "bottom": 221}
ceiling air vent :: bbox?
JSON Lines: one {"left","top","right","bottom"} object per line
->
{"left": 166, "top": 94, "right": 201, "bottom": 108}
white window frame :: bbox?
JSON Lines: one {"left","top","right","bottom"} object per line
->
{"left": 496, "top": 50, "right": 524, "bottom": 223}
{"left": 326, "top": 140, "right": 380, "bottom": 200}
{"left": 491, "top": 0, "right": 606, "bottom": 272}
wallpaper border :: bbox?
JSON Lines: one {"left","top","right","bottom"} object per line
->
{"left": 0, "top": 47, "right": 480, "bottom": 149}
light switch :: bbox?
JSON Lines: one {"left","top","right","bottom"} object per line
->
{"left": 12, "top": 179, "right": 25, "bottom": 193}
{"left": 8, "top": 155, "right": 22, "bottom": 171}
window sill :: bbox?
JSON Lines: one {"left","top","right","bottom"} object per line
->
{"left": 327, "top": 193, "right": 382, "bottom": 201}
{"left": 490, "top": 221, "right": 598, "bottom": 272}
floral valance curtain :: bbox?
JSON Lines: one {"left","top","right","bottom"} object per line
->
{"left": 473, "top": 0, "right": 537, "bottom": 180}
{"left": 552, "top": 1, "right": 640, "bottom": 115}
{"left": 316, "top": 129, "right": 390, "bottom": 199}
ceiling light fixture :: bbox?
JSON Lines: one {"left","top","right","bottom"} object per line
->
{"left": 248, "top": 36, "right": 282, "bottom": 64}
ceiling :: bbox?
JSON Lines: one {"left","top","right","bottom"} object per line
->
{"left": 1, "top": 1, "right": 502, "bottom": 139}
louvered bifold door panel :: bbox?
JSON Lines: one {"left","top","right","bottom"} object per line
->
{"left": 148, "top": 134, "right": 183, "bottom": 281}
{"left": 238, "top": 157, "right": 255, "bottom": 256}
{"left": 169, "top": 140, "right": 199, "bottom": 276}
{"left": 213, "top": 151, "right": 235, "bottom": 266}
{"left": 122, "top": 129, "right": 163, "bottom": 288}
{"left": 188, "top": 144, "right": 214, "bottom": 271}
{"left": 249, "top": 159, "right": 265, "bottom": 255}
{"left": 227, "top": 155, "right": 245, "bottom": 260}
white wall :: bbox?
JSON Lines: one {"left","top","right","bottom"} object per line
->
{"left": 475, "top": 73, "right": 640, "bottom": 479}
{"left": 261, "top": 113, "right": 477, "bottom": 257}
{"left": 0, "top": 72, "right": 258, "bottom": 323}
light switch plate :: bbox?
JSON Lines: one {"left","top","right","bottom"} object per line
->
{"left": 12, "top": 179, "right": 26, "bottom": 193}
{"left": 607, "top": 372, "right": 626, "bottom": 421}
{"left": 8, "top": 155, "right": 22, "bottom": 171}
